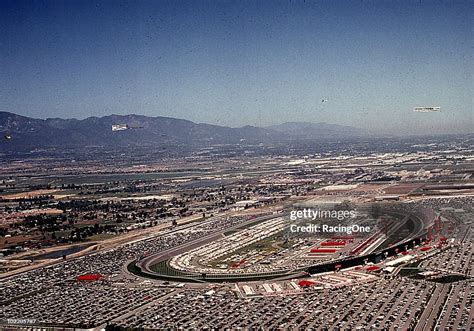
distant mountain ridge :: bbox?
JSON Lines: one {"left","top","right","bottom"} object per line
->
{"left": 0, "top": 112, "right": 366, "bottom": 151}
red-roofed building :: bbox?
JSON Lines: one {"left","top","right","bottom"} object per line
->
{"left": 366, "top": 266, "right": 380, "bottom": 272}
{"left": 298, "top": 280, "right": 317, "bottom": 287}
{"left": 77, "top": 273, "right": 104, "bottom": 282}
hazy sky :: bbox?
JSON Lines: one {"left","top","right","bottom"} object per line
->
{"left": 1, "top": 0, "right": 472, "bottom": 134}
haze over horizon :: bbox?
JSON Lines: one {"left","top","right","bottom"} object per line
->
{"left": 1, "top": 0, "right": 472, "bottom": 135}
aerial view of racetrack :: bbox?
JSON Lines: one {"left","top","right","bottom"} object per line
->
{"left": 1, "top": 0, "right": 472, "bottom": 330}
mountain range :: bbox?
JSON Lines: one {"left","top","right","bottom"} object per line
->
{"left": 0, "top": 111, "right": 367, "bottom": 151}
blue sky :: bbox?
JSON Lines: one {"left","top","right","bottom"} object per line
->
{"left": 1, "top": 0, "right": 472, "bottom": 134}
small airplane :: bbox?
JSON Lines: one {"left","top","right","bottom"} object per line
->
{"left": 111, "top": 124, "right": 144, "bottom": 131}
{"left": 413, "top": 107, "right": 440, "bottom": 112}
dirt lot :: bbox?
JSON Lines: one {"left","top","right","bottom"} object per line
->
{"left": 0, "top": 189, "right": 59, "bottom": 200}
{"left": 383, "top": 183, "right": 424, "bottom": 195}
